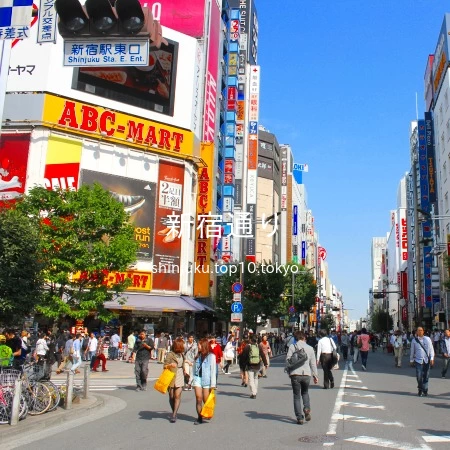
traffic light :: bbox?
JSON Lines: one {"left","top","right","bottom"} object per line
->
{"left": 373, "top": 292, "right": 385, "bottom": 299}
{"left": 54, "top": 0, "right": 165, "bottom": 46}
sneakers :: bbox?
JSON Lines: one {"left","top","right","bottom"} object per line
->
{"left": 330, "top": 381, "right": 334, "bottom": 389}
{"left": 102, "top": 369, "right": 109, "bottom": 372}
{"left": 362, "top": 365, "right": 366, "bottom": 371}
{"left": 250, "top": 394, "right": 256, "bottom": 399}
{"left": 304, "top": 409, "right": 311, "bottom": 421}
{"left": 297, "top": 417, "right": 304, "bottom": 425}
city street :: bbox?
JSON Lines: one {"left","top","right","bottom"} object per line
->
{"left": 2, "top": 350, "right": 450, "bottom": 449}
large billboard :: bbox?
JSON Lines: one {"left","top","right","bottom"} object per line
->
{"left": 73, "top": 40, "right": 178, "bottom": 116}
{"left": 0, "top": 133, "right": 30, "bottom": 206}
{"left": 424, "top": 112, "right": 437, "bottom": 203}
{"left": 80, "top": 170, "right": 157, "bottom": 261}
{"left": 40, "top": 94, "right": 194, "bottom": 157}
{"left": 140, "top": 1, "right": 206, "bottom": 38}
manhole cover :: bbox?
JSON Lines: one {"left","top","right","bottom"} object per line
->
{"left": 298, "top": 435, "right": 339, "bottom": 443}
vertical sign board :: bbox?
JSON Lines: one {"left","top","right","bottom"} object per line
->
{"left": 292, "top": 204, "right": 298, "bottom": 263}
{"left": 425, "top": 112, "right": 437, "bottom": 203}
{"left": 194, "top": 142, "right": 214, "bottom": 297}
{"left": 281, "top": 146, "right": 288, "bottom": 211}
{"left": 202, "top": 0, "right": 221, "bottom": 143}
{"left": 246, "top": 65, "right": 259, "bottom": 259}
{"left": 418, "top": 120, "right": 432, "bottom": 307}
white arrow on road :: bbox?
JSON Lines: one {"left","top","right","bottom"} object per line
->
{"left": 340, "top": 401, "right": 385, "bottom": 409}
{"left": 332, "top": 414, "right": 403, "bottom": 426}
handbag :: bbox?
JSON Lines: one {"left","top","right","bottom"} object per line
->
{"left": 357, "top": 337, "right": 363, "bottom": 349}
{"left": 329, "top": 338, "right": 338, "bottom": 366}
{"left": 154, "top": 368, "right": 175, "bottom": 394}
{"left": 200, "top": 390, "right": 216, "bottom": 419}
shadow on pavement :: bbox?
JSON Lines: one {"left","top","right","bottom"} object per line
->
{"left": 243, "top": 410, "right": 296, "bottom": 425}
{"left": 419, "top": 428, "right": 450, "bottom": 436}
{"left": 138, "top": 410, "right": 196, "bottom": 423}
{"left": 423, "top": 402, "right": 450, "bottom": 409}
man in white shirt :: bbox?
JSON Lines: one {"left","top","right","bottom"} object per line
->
{"left": 440, "top": 329, "right": 450, "bottom": 378}
{"left": 316, "top": 329, "right": 337, "bottom": 389}
{"left": 392, "top": 331, "right": 404, "bottom": 368}
{"left": 86, "top": 332, "right": 98, "bottom": 368}
{"left": 127, "top": 331, "right": 137, "bottom": 363}
{"left": 410, "top": 327, "right": 435, "bottom": 397}
{"left": 110, "top": 331, "right": 120, "bottom": 360}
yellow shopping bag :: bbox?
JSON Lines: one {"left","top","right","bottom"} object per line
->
{"left": 153, "top": 369, "right": 175, "bottom": 394}
{"left": 200, "top": 390, "right": 216, "bottom": 419}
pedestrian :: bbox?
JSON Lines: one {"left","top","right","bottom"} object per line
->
{"left": 440, "top": 329, "right": 450, "bottom": 378}
{"left": 357, "top": 328, "right": 370, "bottom": 371}
{"left": 85, "top": 332, "right": 98, "bottom": 366}
{"left": 157, "top": 332, "right": 168, "bottom": 364}
{"left": 286, "top": 331, "right": 319, "bottom": 425}
{"left": 316, "top": 329, "right": 336, "bottom": 389}
{"left": 0, "top": 334, "right": 13, "bottom": 367}
{"left": 240, "top": 335, "right": 268, "bottom": 399}
{"left": 81, "top": 333, "right": 89, "bottom": 361}
{"left": 183, "top": 333, "right": 198, "bottom": 391}
{"left": 192, "top": 337, "right": 216, "bottom": 425}
{"left": 352, "top": 330, "right": 361, "bottom": 363}
{"left": 71, "top": 333, "right": 82, "bottom": 374}
{"left": 340, "top": 330, "right": 349, "bottom": 361}
{"left": 92, "top": 332, "right": 109, "bottom": 372}
{"left": 4, "top": 329, "right": 26, "bottom": 370}
{"left": 163, "top": 337, "right": 186, "bottom": 423}
{"left": 127, "top": 330, "right": 136, "bottom": 363}
{"left": 393, "top": 330, "right": 404, "bottom": 367}
{"left": 223, "top": 335, "right": 235, "bottom": 374}
{"left": 56, "top": 333, "right": 74, "bottom": 374}
{"left": 109, "top": 330, "right": 120, "bottom": 360}
{"left": 259, "top": 334, "right": 272, "bottom": 378}
{"left": 410, "top": 327, "right": 435, "bottom": 396}
{"left": 35, "top": 332, "right": 49, "bottom": 374}
{"left": 237, "top": 338, "right": 248, "bottom": 387}
{"left": 133, "top": 330, "right": 154, "bottom": 391}
{"left": 209, "top": 336, "right": 223, "bottom": 380}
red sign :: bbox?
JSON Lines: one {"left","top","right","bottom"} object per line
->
{"left": 0, "top": 134, "right": 30, "bottom": 207}
{"left": 224, "top": 159, "right": 234, "bottom": 173}
{"left": 44, "top": 163, "right": 80, "bottom": 191}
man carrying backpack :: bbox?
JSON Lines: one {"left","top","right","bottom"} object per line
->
{"left": 240, "top": 336, "right": 268, "bottom": 399}
{"left": 286, "top": 331, "right": 318, "bottom": 425}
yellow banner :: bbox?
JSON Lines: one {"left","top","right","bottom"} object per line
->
{"left": 42, "top": 94, "right": 194, "bottom": 157}
{"left": 73, "top": 270, "right": 152, "bottom": 292}
{"left": 193, "top": 142, "right": 214, "bottom": 298}
{"left": 46, "top": 135, "right": 82, "bottom": 164}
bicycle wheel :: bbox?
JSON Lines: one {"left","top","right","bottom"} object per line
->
{"left": 42, "top": 381, "right": 60, "bottom": 412}
{"left": 26, "top": 382, "right": 52, "bottom": 415}
{"left": 19, "top": 393, "right": 28, "bottom": 420}
{"left": 0, "top": 388, "right": 13, "bottom": 424}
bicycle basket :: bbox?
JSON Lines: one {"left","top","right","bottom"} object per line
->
{"left": 23, "top": 363, "right": 46, "bottom": 382}
{"left": 0, "top": 368, "right": 21, "bottom": 387}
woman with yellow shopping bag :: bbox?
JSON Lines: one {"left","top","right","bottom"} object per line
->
{"left": 192, "top": 337, "right": 216, "bottom": 425}
{"left": 163, "top": 337, "right": 186, "bottom": 423}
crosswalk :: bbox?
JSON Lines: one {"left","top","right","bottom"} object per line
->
{"left": 51, "top": 381, "right": 118, "bottom": 392}
{"left": 325, "top": 362, "right": 434, "bottom": 449}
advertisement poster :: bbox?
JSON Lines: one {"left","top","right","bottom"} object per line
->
{"left": 44, "top": 135, "right": 82, "bottom": 191}
{"left": 0, "top": 133, "right": 30, "bottom": 206}
{"left": 80, "top": 170, "right": 156, "bottom": 260}
{"left": 140, "top": 0, "right": 206, "bottom": 38}
{"left": 152, "top": 161, "right": 184, "bottom": 290}
{"left": 74, "top": 41, "right": 178, "bottom": 116}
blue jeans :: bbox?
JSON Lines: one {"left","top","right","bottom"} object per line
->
{"left": 109, "top": 347, "right": 118, "bottom": 360}
{"left": 415, "top": 362, "right": 430, "bottom": 393}
{"left": 290, "top": 375, "right": 311, "bottom": 420}
{"left": 360, "top": 351, "right": 368, "bottom": 367}
{"left": 71, "top": 356, "right": 81, "bottom": 372}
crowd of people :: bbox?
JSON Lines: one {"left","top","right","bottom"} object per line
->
{"left": 1, "top": 325, "right": 449, "bottom": 425}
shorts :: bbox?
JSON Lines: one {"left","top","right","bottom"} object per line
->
{"left": 191, "top": 376, "right": 210, "bottom": 389}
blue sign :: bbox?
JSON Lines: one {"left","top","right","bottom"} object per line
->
{"left": 249, "top": 121, "right": 258, "bottom": 134}
{"left": 288, "top": 305, "right": 295, "bottom": 314}
{"left": 293, "top": 205, "right": 298, "bottom": 236}
{"left": 231, "top": 302, "right": 243, "bottom": 313}
{"left": 232, "top": 282, "right": 243, "bottom": 293}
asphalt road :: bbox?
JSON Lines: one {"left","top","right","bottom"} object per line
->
{"left": 3, "top": 349, "right": 450, "bottom": 450}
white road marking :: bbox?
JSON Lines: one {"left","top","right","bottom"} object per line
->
{"left": 344, "top": 436, "right": 432, "bottom": 450}
{"left": 340, "top": 402, "right": 385, "bottom": 409}
{"left": 422, "top": 436, "right": 450, "bottom": 443}
{"left": 332, "top": 414, "right": 403, "bottom": 426}
{"left": 326, "top": 362, "right": 348, "bottom": 435}
{"left": 345, "top": 393, "right": 375, "bottom": 398}
{"left": 344, "top": 379, "right": 362, "bottom": 383}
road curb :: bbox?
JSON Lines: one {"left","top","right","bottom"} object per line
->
{"left": 0, "top": 395, "right": 104, "bottom": 445}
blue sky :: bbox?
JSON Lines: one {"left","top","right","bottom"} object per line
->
{"left": 256, "top": 0, "right": 447, "bottom": 321}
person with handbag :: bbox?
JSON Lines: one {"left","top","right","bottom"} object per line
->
{"left": 192, "top": 337, "right": 217, "bottom": 425}
{"left": 357, "top": 328, "right": 370, "bottom": 371}
{"left": 286, "top": 331, "right": 319, "bottom": 425}
{"left": 316, "top": 329, "right": 336, "bottom": 389}
{"left": 223, "top": 335, "right": 235, "bottom": 374}
{"left": 163, "top": 338, "right": 186, "bottom": 423}
{"left": 410, "top": 327, "right": 435, "bottom": 396}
